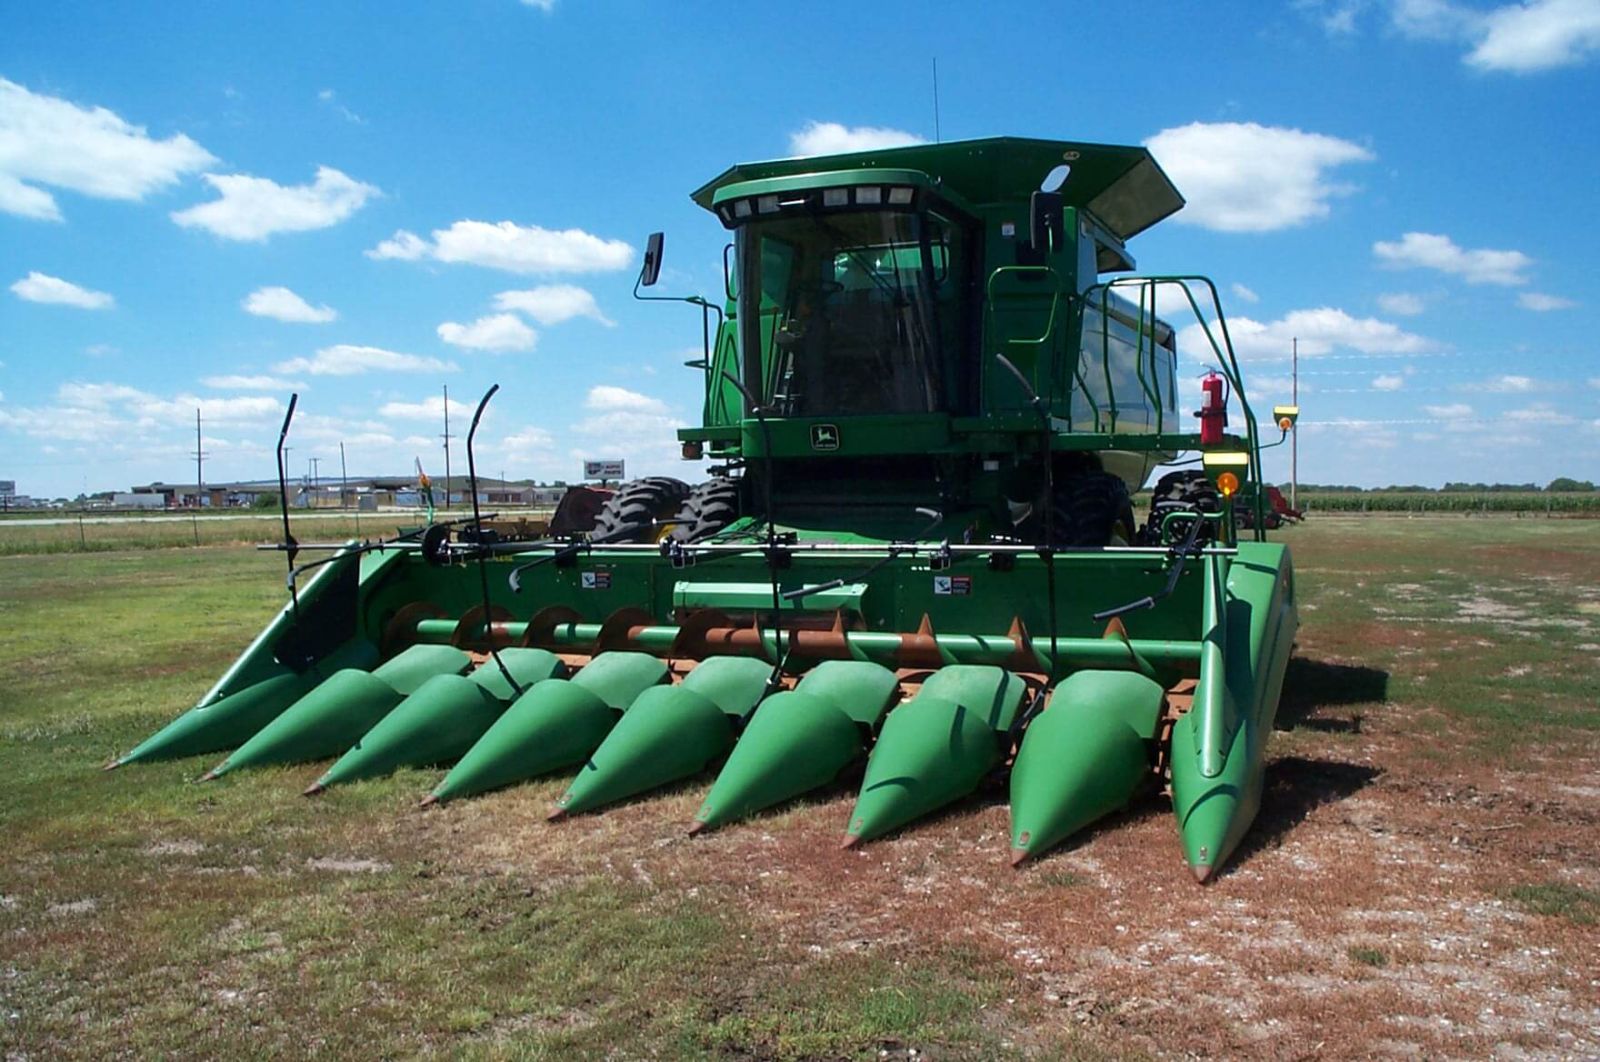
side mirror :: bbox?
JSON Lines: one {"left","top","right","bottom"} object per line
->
{"left": 1029, "top": 192, "right": 1064, "bottom": 256}
{"left": 640, "top": 231, "right": 665, "bottom": 287}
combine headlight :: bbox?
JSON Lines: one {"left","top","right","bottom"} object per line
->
{"left": 854, "top": 186, "right": 882, "bottom": 205}
{"left": 887, "top": 186, "right": 914, "bottom": 205}
{"left": 757, "top": 195, "right": 780, "bottom": 214}
{"left": 733, "top": 199, "right": 753, "bottom": 219}
{"left": 823, "top": 187, "right": 849, "bottom": 207}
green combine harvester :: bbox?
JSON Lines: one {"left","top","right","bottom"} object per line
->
{"left": 111, "top": 137, "right": 1299, "bottom": 882}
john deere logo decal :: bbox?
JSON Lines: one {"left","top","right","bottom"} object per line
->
{"left": 810, "top": 424, "right": 840, "bottom": 451}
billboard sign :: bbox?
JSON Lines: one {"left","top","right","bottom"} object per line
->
{"left": 583, "top": 460, "right": 625, "bottom": 481}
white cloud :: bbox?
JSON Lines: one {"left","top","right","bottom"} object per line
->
{"left": 1373, "top": 232, "right": 1532, "bottom": 286}
{"left": 0, "top": 380, "right": 280, "bottom": 445}
{"left": 1424, "top": 402, "right": 1475, "bottom": 418}
{"left": 315, "top": 88, "right": 364, "bottom": 125}
{"left": 788, "top": 121, "right": 925, "bottom": 157}
{"left": 379, "top": 394, "right": 471, "bottom": 421}
{"left": 520, "top": 0, "right": 556, "bottom": 9}
{"left": 366, "top": 230, "right": 429, "bottom": 261}
{"left": 493, "top": 284, "right": 613, "bottom": 326}
{"left": 274, "top": 344, "right": 457, "bottom": 377}
{"left": 171, "top": 165, "right": 379, "bottom": 241}
{"left": 1377, "top": 292, "right": 1426, "bottom": 315}
{"left": 1394, "top": 0, "right": 1600, "bottom": 72}
{"left": 1187, "top": 306, "right": 1435, "bottom": 359}
{"left": 1503, "top": 403, "right": 1574, "bottom": 425}
{"left": 1589, "top": 377, "right": 1600, "bottom": 390}
{"left": 1469, "top": 0, "right": 1600, "bottom": 71}
{"left": 585, "top": 385, "right": 668, "bottom": 414}
{"left": 1393, "top": 0, "right": 1482, "bottom": 39}
{"left": 202, "top": 374, "right": 304, "bottom": 391}
{"left": 1230, "top": 282, "right": 1260, "bottom": 304}
{"left": 437, "top": 313, "right": 538, "bottom": 352}
{"left": 1463, "top": 373, "right": 1540, "bottom": 392}
{"left": 1517, "top": 291, "right": 1576, "bottom": 311}
{"left": 0, "top": 77, "right": 215, "bottom": 221}
{"left": 367, "top": 220, "right": 633, "bottom": 274}
{"left": 10, "top": 271, "right": 114, "bottom": 309}
{"left": 242, "top": 286, "right": 337, "bottom": 323}
{"left": 1145, "top": 122, "right": 1372, "bottom": 232}
{"left": 1372, "top": 374, "right": 1406, "bottom": 391}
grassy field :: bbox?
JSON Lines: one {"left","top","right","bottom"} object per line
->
{"left": 1, "top": 518, "right": 1597, "bottom": 1059}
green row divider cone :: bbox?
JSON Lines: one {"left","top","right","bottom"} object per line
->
{"left": 426, "top": 651, "right": 668, "bottom": 804}
{"left": 201, "top": 644, "right": 474, "bottom": 779}
{"left": 109, "top": 639, "right": 380, "bottom": 768}
{"left": 307, "top": 648, "right": 562, "bottom": 793}
{"left": 554, "top": 656, "right": 774, "bottom": 818}
{"left": 1007, "top": 669, "right": 1164, "bottom": 865}
{"left": 842, "top": 665, "right": 1026, "bottom": 847}
{"left": 692, "top": 660, "right": 900, "bottom": 833}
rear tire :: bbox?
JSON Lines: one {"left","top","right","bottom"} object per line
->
{"left": 1042, "top": 472, "right": 1136, "bottom": 547}
{"left": 669, "top": 478, "right": 742, "bottom": 542}
{"left": 590, "top": 477, "right": 690, "bottom": 543}
{"left": 1142, "top": 470, "right": 1221, "bottom": 545}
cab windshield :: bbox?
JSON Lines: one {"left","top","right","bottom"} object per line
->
{"left": 737, "top": 208, "right": 969, "bottom": 417}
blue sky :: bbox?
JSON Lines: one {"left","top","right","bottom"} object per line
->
{"left": 2, "top": 0, "right": 1597, "bottom": 498}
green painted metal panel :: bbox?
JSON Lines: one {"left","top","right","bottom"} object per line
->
{"left": 693, "top": 661, "right": 898, "bottom": 831}
{"left": 313, "top": 652, "right": 559, "bottom": 791}
{"left": 786, "top": 660, "right": 900, "bottom": 727}
{"left": 371, "top": 644, "right": 473, "bottom": 695}
{"left": 556, "top": 686, "right": 733, "bottom": 817}
{"left": 1008, "top": 670, "right": 1164, "bottom": 864}
{"left": 569, "top": 651, "right": 670, "bottom": 710}
{"left": 206, "top": 670, "right": 401, "bottom": 778}
{"left": 843, "top": 665, "right": 1026, "bottom": 844}
{"left": 468, "top": 648, "right": 565, "bottom": 700}
{"left": 673, "top": 581, "right": 867, "bottom": 613}
{"left": 1170, "top": 542, "right": 1297, "bottom": 881}
{"left": 677, "top": 655, "right": 775, "bottom": 717}
{"left": 427, "top": 651, "right": 667, "bottom": 803}
{"left": 111, "top": 639, "right": 378, "bottom": 767}
{"left": 694, "top": 690, "right": 859, "bottom": 832}
{"left": 555, "top": 656, "right": 775, "bottom": 816}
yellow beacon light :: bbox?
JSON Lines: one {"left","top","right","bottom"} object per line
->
{"left": 1217, "top": 472, "right": 1240, "bottom": 497}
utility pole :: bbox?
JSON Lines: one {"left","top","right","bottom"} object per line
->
{"left": 441, "top": 384, "right": 454, "bottom": 511}
{"left": 1291, "top": 336, "right": 1299, "bottom": 511}
{"left": 309, "top": 456, "right": 322, "bottom": 507}
{"left": 192, "top": 408, "right": 208, "bottom": 509}
{"left": 339, "top": 442, "right": 349, "bottom": 510}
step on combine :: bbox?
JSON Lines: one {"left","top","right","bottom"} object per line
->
{"left": 111, "top": 137, "right": 1299, "bottom": 882}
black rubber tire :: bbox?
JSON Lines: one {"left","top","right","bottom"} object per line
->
{"left": 1143, "top": 469, "right": 1221, "bottom": 545}
{"left": 1042, "top": 472, "right": 1136, "bottom": 548}
{"left": 589, "top": 477, "right": 690, "bottom": 543}
{"left": 669, "top": 477, "right": 743, "bottom": 542}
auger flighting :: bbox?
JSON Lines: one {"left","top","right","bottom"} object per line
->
{"left": 111, "top": 137, "right": 1298, "bottom": 882}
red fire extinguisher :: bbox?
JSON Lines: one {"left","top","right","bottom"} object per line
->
{"left": 1195, "top": 371, "right": 1228, "bottom": 445}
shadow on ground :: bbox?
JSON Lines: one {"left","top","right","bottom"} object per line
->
{"left": 1225, "top": 755, "right": 1383, "bottom": 876}
{"left": 1275, "top": 657, "right": 1389, "bottom": 733}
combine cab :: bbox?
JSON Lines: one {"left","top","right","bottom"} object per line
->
{"left": 112, "top": 138, "right": 1297, "bottom": 882}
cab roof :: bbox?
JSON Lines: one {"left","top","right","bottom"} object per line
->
{"left": 691, "top": 136, "right": 1185, "bottom": 241}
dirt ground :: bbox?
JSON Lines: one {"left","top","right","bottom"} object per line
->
{"left": 3, "top": 518, "right": 1597, "bottom": 1059}
{"left": 392, "top": 518, "right": 1600, "bottom": 1060}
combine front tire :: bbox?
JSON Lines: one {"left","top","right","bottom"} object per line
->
{"left": 1048, "top": 472, "right": 1136, "bottom": 547}
{"left": 670, "top": 478, "right": 742, "bottom": 542}
{"left": 590, "top": 477, "right": 690, "bottom": 543}
{"left": 1142, "top": 470, "right": 1221, "bottom": 545}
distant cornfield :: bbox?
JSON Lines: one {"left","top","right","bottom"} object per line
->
{"left": 1297, "top": 491, "right": 1600, "bottom": 515}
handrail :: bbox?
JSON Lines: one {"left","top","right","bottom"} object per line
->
{"left": 1088, "top": 275, "right": 1273, "bottom": 540}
